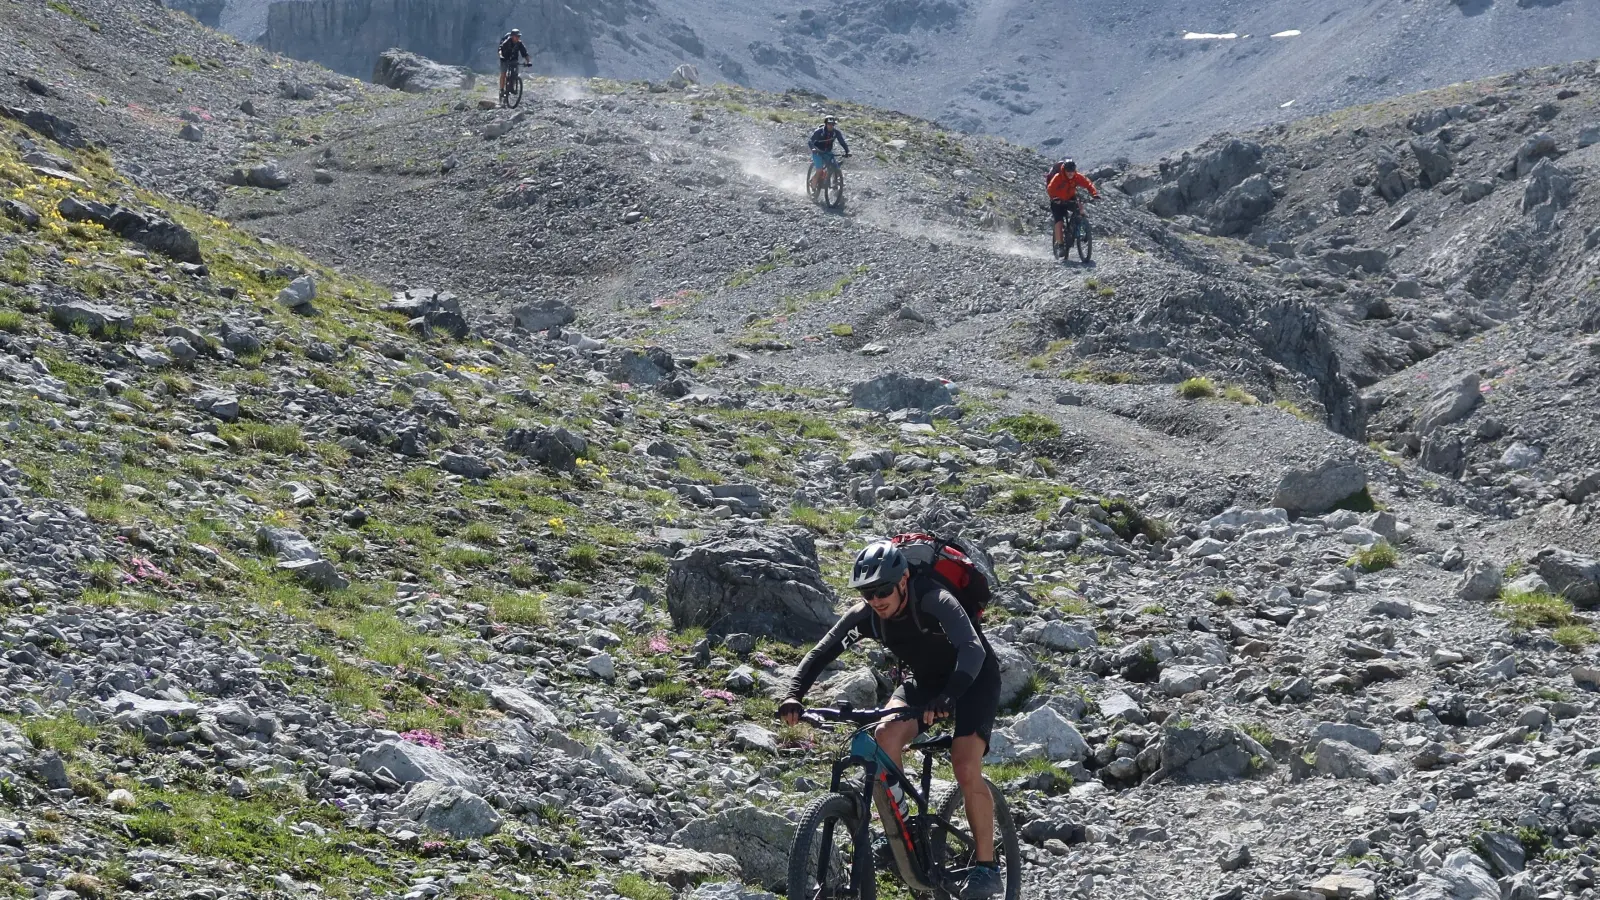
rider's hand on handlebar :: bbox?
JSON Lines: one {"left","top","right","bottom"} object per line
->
{"left": 922, "top": 695, "right": 954, "bottom": 726}
{"left": 778, "top": 698, "right": 805, "bottom": 727}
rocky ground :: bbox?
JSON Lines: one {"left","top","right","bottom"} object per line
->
{"left": 0, "top": 3, "right": 1598, "bottom": 900}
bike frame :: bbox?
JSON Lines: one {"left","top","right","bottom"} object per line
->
{"left": 825, "top": 722, "right": 979, "bottom": 896}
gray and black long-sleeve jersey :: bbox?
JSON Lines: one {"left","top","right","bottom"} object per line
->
{"left": 783, "top": 582, "right": 990, "bottom": 702}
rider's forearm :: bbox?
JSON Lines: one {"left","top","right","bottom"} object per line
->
{"left": 781, "top": 607, "right": 864, "bottom": 699}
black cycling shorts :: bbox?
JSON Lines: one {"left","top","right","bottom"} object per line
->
{"left": 1050, "top": 199, "right": 1079, "bottom": 222}
{"left": 892, "top": 650, "right": 1002, "bottom": 751}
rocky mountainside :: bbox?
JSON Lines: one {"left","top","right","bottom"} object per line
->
{"left": 0, "top": 2, "right": 1598, "bottom": 900}
{"left": 239, "top": 0, "right": 1600, "bottom": 159}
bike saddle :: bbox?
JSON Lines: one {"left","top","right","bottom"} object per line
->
{"left": 909, "top": 733, "right": 952, "bottom": 752}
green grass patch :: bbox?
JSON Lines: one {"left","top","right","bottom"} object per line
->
{"left": 787, "top": 503, "right": 860, "bottom": 536}
{"left": 20, "top": 714, "right": 99, "bottom": 758}
{"left": 487, "top": 590, "right": 547, "bottom": 626}
{"left": 613, "top": 874, "right": 672, "bottom": 900}
{"left": 565, "top": 543, "right": 601, "bottom": 572}
{"left": 1222, "top": 385, "right": 1259, "bottom": 405}
{"left": 0, "top": 310, "right": 22, "bottom": 333}
{"left": 647, "top": 680, "right": 691, "bottom": 703}
{"left": 1274, "top": 400, "right": 1317, "bottom": 422}
{"left": 992, "top": 412, "right": 1060, "bottom": 442}
{"left": 1177, "top": 377, "right": 1216, "bottom": 399}
{"left": 1553, "top": 625, "right": 1598, "bottom": 652}
{"left": 828, "top": 323, "right": 854, "bottom": 337}
{"left": 1498, "top": 591, "right": 1578, "bottom": 631}
{"left": 124, "top": 789, "right": 403, "bottom": 895}
{"left": 1349, "top": 542, "right": 1398, "bottom": 573}
{"left": 219, "top": 423, "right": 306, "bottom": 455}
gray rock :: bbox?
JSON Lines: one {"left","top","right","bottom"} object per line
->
{"left": 1020, "top": 620, "right": 1097, "bottom": 652}
{"left": 396, "top": 782, "right": 501, "bottom": 838}
{"left": 372, "top": 49, "right": 475, "bottom": 93}
{"left": 230, "top": 160, "right": 293, "bottom": 190}
{"left": 1313, "top": 739, "right": 1398, "bottom": 784}
{"left": 506, "top": 426, "right": 589, "bottom": 472}
{"left": 1419, "top": 431, "right": 1466, "bottom": 478}
{"left": 1535, "top": 547, "right": 1600, "bottom": 607}
{"left": 1460, "top": 179, "right": 1495, "bottom": 204}
{"left": 489, "top": 686, "right": 559, "bottom": 727}
{"left": 1397, "top": 849, "right": 1498, "bottom": 900}
{"left": 665, "top": 526, "right": 837, "bottom": 643}
{"left": 1155, "top": 720, "right": 1272, "bottom": 782}
{"left": 1410, "top": 137, "right": 1454, "bottom": 187}
{"left": 589, "top": 740, "right": 655, "bottom": 790}
{"left": 1476, "top": 831, "right": 1525, "bottom": 877}
{"left": 687, "top": 882, "right": 777, "bottom": 900}
{"left": 276, "top": 275, "right": 317, "bottom": 312}
{"left": 1416, "top": 372, "right": 1481, "bottom": 434}
{"left": 608, "top": 347, "right": 675, "bottom": 386}
{"left": 438, "top": 452, "right": 491, "bottom": 480}
{"left": 511, "top": 298, "right": 577, "bottom": 333}
{"left": 672, "top": 805, "right": 795, "bottom": 891}
{"left": 1580, "top": 124, "right": 1600, "bottom": 150}
{"left": 1272, "top": 460, "right": 1367, "bottom": 518}
{"left": 1500, "top": 442, "right": 1543, "bottom": 470}
{"left": 818, "top": 668, "right": 881, "bottom": 708}
{"left": 1512, "top": 132, "right": 1561, "bottom": 178}
{"left": 850, "top": 372, "right": 954, "bottom": 412}
{"left": 1007, "top": 706, "right": 1089, "bottom": 761}
{"left": 639, "top": 845, "right": 743, "bottom": 890}
{"left": 257, "top": 526, "right": 348, "bottom": 591}
{"left": 1454, "top": 561, "right": 1502, "bottom": 604}
{"left": 49, "top": 301, "right": 134, "bottom": 337}
{"left": 991, "top": 639, "right": 1036, "bottom": 707}
{"left": 1, "top": 199, "right": 39, "bottom": 228}
{"left": 358, "top": 739, "right": 482, "bottom": 792}
{"left": 1309, "top": 722, "right": 1381, "bottom": 754}
{"left": 732, "top": 723, "right": 778, "bottom": 753}
{"left": 179, "top": 122, "right": 204, "bottom": 142}
{"left": 191, "top": 389, "right": 240, "bottom": 422}
{"left": 1521, "top": 159, "right": 1576, "bottom": 215}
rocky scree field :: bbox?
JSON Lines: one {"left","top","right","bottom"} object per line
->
{"left": 0, "top": 3, "right": 1598, "bottom": 900}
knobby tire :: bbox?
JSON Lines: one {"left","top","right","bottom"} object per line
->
{"left": 788, "top": 792, "right": 875, "bottom": 900}
{"left": 1077, "top": 217, "right": 1093, "bottom": 264}
{"left": 928, "top": 778, "right": 1022, "bottom": 900}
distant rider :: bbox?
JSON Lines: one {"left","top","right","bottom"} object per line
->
{"left": 809, "top": 115, "right": 851, "bottom": 191}
{"left": 1047, "top": 159, "right": 1098, "bottom": 248}
{"left": 499, "top": 28, "right": 532, "bottom": 100}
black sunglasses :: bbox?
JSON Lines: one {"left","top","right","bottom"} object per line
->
{"left": 859, "top": 584, "right": 897, "bottom": 601}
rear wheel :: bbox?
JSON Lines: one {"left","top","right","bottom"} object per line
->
{"left": 928, "top": 779, "right": 1021, "bottom": 900}
{"left": 807, "top": 165, "right": 823, "bottom": 202}
{"left": 1076, "top": 217, "right": 1093, "bottom": 263}
{"left": 789, "top": 792, "right": 875, "bottom": 900}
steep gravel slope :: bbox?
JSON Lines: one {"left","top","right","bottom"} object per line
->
{"left": 0, "top": 4, "right": 1597, "bottom": 900}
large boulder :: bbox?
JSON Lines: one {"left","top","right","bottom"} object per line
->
{"left": 1153, "top": 721, "right": 1272, "bottom": 782}
{"left": 1003, "top": 706, "right": 1089, "bottom": 761}
{"left": 1410, "top": 137, "right": 1454, "bottom": 188}
{"left": 1145, "top": 139, "right": 1266, "bottom": 221}
{"left": 512, "top": 298, "right": 577, "bottom": 333}
{"left": 1271, "top": 460, "right": 1367, "bottom": 518}
{"left": 357, "top": 739, "right": 481, "bottom": 792}
{"left": 1535, "top": 547, "right": 1600, "bottom": 607}
{"left": 850, "top": 373, "right": 953, "bottom": 412}
{"left": 672, "top": 805, "right": 795, "bottom": 891}
{"left": 395, "top": 782, "right": 501, "bottom": 838}
{"left": 383, "top": 288, "right": 471, "bottom": 340}
{"left": 49, "top": 301, "right": 133, "bottom": 338}
{"left": 1415, "top": 373, "right": 1481, "bottom": 434}
{"left": 373, "top": 49, "right": 475, "bottom": 93}
{"left": 665, "top": 527, "right": 837, "bottom": 643}
{"left": 1454, "top": 561, "right": 1503, "bottom": 604}
{"left": 1209, "top": 173, "right": 1276, "bottom": 236}
{"left": 505, "top": 426, "right": 588, "bottom": 472}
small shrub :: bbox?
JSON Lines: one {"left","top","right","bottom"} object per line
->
{"left": 647, "top": 680, "right": 690, "bottom": 702}
{"left": 0, "top": 310, "right": 23, "bottom": 333}
{"left": 1349, "top": 542, "right": 1398, "bottom": 573}
{"left": 1176, "top": 377, "right": 1216, "bottom": 399}
{"left": 565, "top": 543, "right": 601, "bottom": 571}
{"left": 828, "top": 323, "right": 854, "bottom": 337}
{"left": 461, "top": 522, "right": 499, "bottom": 546}
{"left": 635, "top": 552, "right": 669, "bottom": 574}
{"left": 490, "top": 591, "right": 547, "bottom": 626}
{"left": 1222, "top": 385, "right": 1259, "bottom": 405}
{"left": 508, "top": 564, "right": 541, "bottom": 588}
{"left": 1274, "top": 399, "right": 1316, "bottom": 422}
{"left": 1241, "top": 723, "right": 1275, "bottom": 747}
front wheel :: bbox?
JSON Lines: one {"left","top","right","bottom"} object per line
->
{"left": 806, "top": 165, "right": 823, "bottom": 202}
{"left": 824, "top": 165, "right": 846, "bottom": 209}
{"left": 1076, "top": 218, "right": 1093, "bottom": 263}
{"left": 928, "top": 779, "right": 1022, "bottom": 900}
{"left": 505, "top": 73, "right": 524, "bottom": 109}
{"left": 789, "top": 792, "right": 875, "bottom": 900}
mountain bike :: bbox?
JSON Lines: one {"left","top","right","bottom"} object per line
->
{"left": 787, "top": 704, "right": 1021, "bottom": 900}
{"left": 1053, "top": 196, "right": 1093, "bottom": 264}
{"left": 808, "top": 154, "right": 848, "bottom": 210}
{"left": 499, "top": 62, "right": 529, "bottom": 109}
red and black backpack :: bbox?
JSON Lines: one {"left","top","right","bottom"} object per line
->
{"left": 889, "top": 532, "right": 993, "bottom": 626}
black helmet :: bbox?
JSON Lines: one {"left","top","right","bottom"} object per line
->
{"left": 1063, "top": 158, "right": 1077, "bottom": 172}
{"left": 850, "top": 541, "right": 907, "bottom": 590}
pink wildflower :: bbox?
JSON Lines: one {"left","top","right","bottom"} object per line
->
{"left": 400, "top": 729, "right": 445, "bottom": 750}
{"left": 701, "top": 689, "right": 736, "bottom": 702}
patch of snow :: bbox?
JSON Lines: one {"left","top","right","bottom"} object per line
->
{"left": 1183, "top": 32, "right": 1239, "bottom": 40}
{"left": 1272, "top": 30, "right": 1303, "bottom": 38}
{"left": 1280, "top": 100, "right": 1296, "bottom": 108}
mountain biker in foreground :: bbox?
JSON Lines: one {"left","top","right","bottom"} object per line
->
{"left": 498, "top": 28, "right": 531, "bottom": 100}
{"left": 809, "top": 115, "right": 851, "bottom": 192}
{"left": 1047, "top": 158, "right": 1099, "bottom": 248}
{"left": 778, "top": 541, "right": 1004, "bottom": 899}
